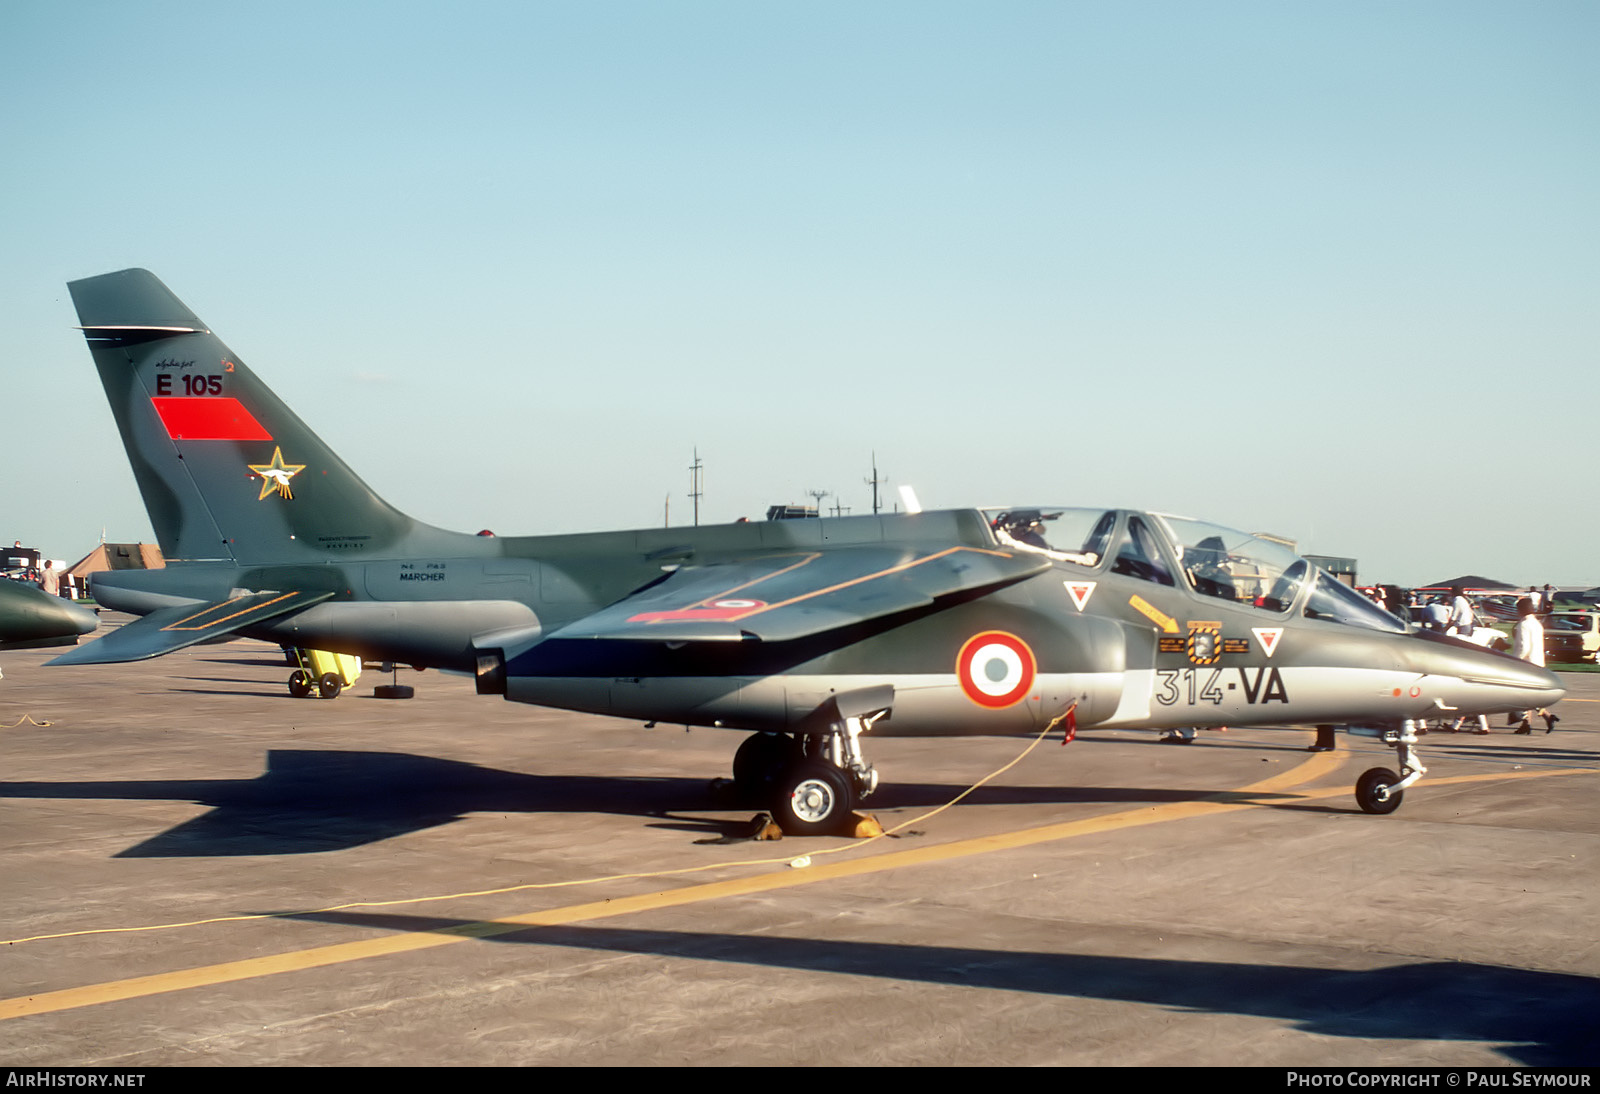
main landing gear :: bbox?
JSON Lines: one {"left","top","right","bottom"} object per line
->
{"left": 730, "top": 695, "right": 890, "bottom": 836}
{"left": 1344, "top": 719, "right": 1428, "bottom": 815}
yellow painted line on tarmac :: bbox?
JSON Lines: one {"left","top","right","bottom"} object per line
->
{"left": 1268, "top": 763, "right": 1597, "bottom": 802}
{"left": 1, "top": 751, "right": 1591, "bottom": 1022}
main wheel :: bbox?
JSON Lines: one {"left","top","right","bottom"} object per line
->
{"left": 732, "top": 733, "right": 797, "bottom": 798}
{"left": 772, "top": 762, "right": 855, "bottom": 837}
{"left": 317, "top": 672, "right": 343, "bottom": 700}
{"left": 1355, "top": 767, "right": 1403, "bottom": 815}
{"left": 288, "top": 670, "right": 312, "bottom": 698}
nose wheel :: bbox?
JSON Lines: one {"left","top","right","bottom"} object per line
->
{"left": 1346, "top": 720, "right": 1426, "bottom": 815}
{"left": 1355, "top": 767, "right": 1404, "bottom": 814}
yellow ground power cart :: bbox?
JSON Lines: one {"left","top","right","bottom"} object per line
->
{"left": 287, "top": 648, "right": 362, "bottom": 699}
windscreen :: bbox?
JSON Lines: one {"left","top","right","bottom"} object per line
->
{"left": 1303, "top": 570, "right": 1407, "bottom": 632}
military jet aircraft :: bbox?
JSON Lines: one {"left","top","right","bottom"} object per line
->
{"left": 52, "top": 269, "right": 1565, "bottom": 833}
{"left": 0, "top": 579, "right": 98, "bottom": 651}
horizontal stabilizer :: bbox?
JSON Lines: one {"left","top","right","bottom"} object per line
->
{"left": 549, "top": 546, "right": 1049, "bottom": 644}
{"left": 48, "top": 590, "right": 334, "bottom": 665}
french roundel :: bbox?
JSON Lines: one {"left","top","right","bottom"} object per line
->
{"left": 956, "top": 631, "right": 1037, "bottom": 709}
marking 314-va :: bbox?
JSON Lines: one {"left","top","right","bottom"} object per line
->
{"left": 1155, "top": 666, "right": 1289, "bottom": 706}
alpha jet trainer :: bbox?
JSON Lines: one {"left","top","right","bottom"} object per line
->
{"left": 53, "top": 269, "right": 1564, "bottom": 833}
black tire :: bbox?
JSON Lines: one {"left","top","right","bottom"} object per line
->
{"left": 1355, "top": 767, "right": 1403, "bottom": 815}
{"left": 317, "top": 672, "right": 343, "bottom": 700}
{"left": 732, "top": 733, "right": 797, "bottom": 797}
{"left": 374, "top": 684, "right": 414, "bottom": 700}
{"left": 287, "top": 670, "right": 312, "bottom": 698}
{"left": 772, "top": 762, "right": 855, "bottom": 837}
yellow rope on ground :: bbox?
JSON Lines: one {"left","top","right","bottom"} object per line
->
{"left": 878, "top": 704, "right": 1071, "bottom": 836}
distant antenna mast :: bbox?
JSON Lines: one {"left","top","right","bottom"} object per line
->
{"left": 664, "top": 493, "right": 670, "bottom": 528}
{"left": 806, "top": 488, "right": 830, "bottom": 516}
{"left": 864, "top": 452, "right": 886, "bottom": 515}
{"left": 830, "top": 498, "right": 850, "bottom": 517}
{"left": 688, "top": 448, "right": 704, "bottom": 526}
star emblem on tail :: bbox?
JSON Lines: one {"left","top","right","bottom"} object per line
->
{"left": 248, "top": 447, "right": 305, "bottom": 500}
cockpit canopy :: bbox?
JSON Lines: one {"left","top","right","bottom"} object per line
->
{"left": 984, "top": 507, "right": 1116, "bottom": 567}
{"left": 983, "top": 506, "right": 1405, "bottom": 633}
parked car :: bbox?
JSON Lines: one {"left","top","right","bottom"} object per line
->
{"left": 1543, "top": 611, "right": 1600, "bottom": 664}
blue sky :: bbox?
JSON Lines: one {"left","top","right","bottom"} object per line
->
{"left": 3, "top": 2, "right": 1595, "bottom": 586}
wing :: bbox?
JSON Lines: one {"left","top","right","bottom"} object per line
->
{"left": 547, "top": 545, "right": 1050, "bottom": 644}
{"left": 47, "top": 590, "right": 334, "bottom": 665}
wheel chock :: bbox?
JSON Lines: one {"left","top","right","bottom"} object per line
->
{"left": 753, "top": 815, "right": 786, "bottom": 841}
{"left": 848, "top": 813, "right": 884, "bottom": 838}
{"left": 694, "top": 812, "right": 785, "bottom": 845}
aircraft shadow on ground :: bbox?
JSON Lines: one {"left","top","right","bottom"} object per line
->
{"left": 166, "top": 688, "right": 304, "bottom": 699}
{"left": 1427, "top": 741, "right": 1598, "bottom": 763}
{"left": 277, "top": 912, "right": 1600, "bottom": 1066}
{"left": 0, "top": 749, "right": 1307, "bottom": 857}
{"left": 195, "top": 656, "right": 296, "bottom": 669}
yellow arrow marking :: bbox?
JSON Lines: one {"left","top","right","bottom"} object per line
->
{"left": 1129, "top": 594, "right": 1179, "bottom": 633}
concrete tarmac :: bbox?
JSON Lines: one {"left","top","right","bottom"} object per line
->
{"left": 1, "top": 615, "right": 1597, "bottom": 1067}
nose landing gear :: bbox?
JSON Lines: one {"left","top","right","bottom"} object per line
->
{"left": 1345, "top": 720, "right": 1427, "bottom": 814}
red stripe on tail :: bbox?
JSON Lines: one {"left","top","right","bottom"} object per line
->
{"left": 151, "top": 398, "right": 271, "bottom": 441}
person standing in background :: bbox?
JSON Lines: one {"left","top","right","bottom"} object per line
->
{"left": 1511, "top": 597, "right": 1558, "bottom": 734}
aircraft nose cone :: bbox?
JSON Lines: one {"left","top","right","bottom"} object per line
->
{"left": 1473, "top": 654, "right": 1565, "bottom": 708}
{"left": 63, "top": 599, "right": 100, "bottom": 636}
{"left": 1521, "top": 662, "right": 1565, "bottom": 709}
{"left": 1477, "top": 659, "right": 1566, "bottom": 709}
{"left": 1413, "top": 634, "right": 1566, "bottom": 714}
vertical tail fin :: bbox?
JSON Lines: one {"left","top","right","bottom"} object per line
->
{"left": 70, "top": 269, "right": 432, "bottom": 564}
